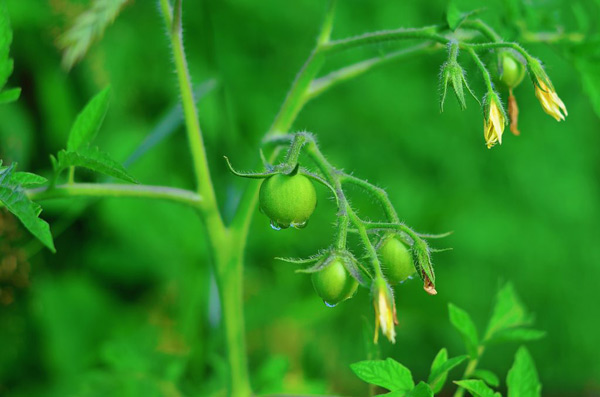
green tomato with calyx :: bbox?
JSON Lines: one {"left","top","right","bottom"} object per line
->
{"left": 311, "top": 258, "right": 358, "bottom": 306}
{"left": 498, "top": 51, "right": 526, "bottom": 89}
{"left": 259, "top": 173, "right": 317, "bottom": 229}
{"left": 378, "top": 235, "right": 416, "bottom": 284}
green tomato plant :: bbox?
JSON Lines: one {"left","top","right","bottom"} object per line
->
{"left": 0, "top": 0, "right": 576, "bottom": 395}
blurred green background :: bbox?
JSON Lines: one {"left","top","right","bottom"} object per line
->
{"left": 1, "top": 0, "right": 599, "bottom": 396}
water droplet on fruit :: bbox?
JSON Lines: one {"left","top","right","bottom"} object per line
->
{"left": 324, "top": 301, "right": 337, "bottom": 308}
{"left": 292, "top": 220, "right": 308, "bottom": 229}
{"left": 270, "top": 220, "right": 281, "bottom": 231}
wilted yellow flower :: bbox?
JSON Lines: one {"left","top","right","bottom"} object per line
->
{"left": 372, "top": 278, "right": 397, "bottom": 344}
{"left": 534, "top": 80, "right": 568, "bottom": 122}
{"left": 483, "top": 95, "right": 506, "bottom": 149}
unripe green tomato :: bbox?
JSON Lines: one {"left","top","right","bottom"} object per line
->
{"left": 311, "top": 259, "right": 358, "bottom": 306}
{"left": 498, "top": 52, "right": 526, "bottom": 89}
{"left": 259, "top": 173, "right": 317, "bottom": 229}
{"left": 378, "top": 236, "right": 415, "bottom": 284}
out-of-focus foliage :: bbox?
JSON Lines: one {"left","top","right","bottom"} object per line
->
{"left": 0, "top": 0, "right": 599, "bottom": 396}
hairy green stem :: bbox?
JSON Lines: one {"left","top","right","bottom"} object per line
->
{"left": 466, "top": 47, "right": 494, "bottom": 93}
{"left": 461, "top": 19, "right": 502, "bottom": 42}
{"left": 340, "top": 173, "right": 399, "bottom": 223}
{"left": 466, "top": 42, "right": 532, "bottom": 63}
{"left": 322, "top": 25, "right": 449, "bottom": 54}
{"left": 160, "top": 1, "right": 248, "bottom": 395}
{"left": 27, "top": 183, "right": 202, "bottom": 207}
{"left": 308, "top": 42, "right": 438, "bottom": 100}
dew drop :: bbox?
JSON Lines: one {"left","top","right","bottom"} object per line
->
{"left": 269, "top": 220, "right": 281, "bottom": 231}
{"left": 324, "top": 301, "right": 337, "bottom": 308}
{"left": 407, "top": 275, "right": 414, "bottom": 280}
{"left": 292, "top": 220, "right": 308, "bottom": 229}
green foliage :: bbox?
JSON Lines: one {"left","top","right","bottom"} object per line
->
{"left": 0, "top": 0, "right": 18, "bottom": 103}
{"left": 353, "top": 284, "right": 543, "bottom": 395}
{"left": 507, "top": 347, "right": 542, "bottom": 397}
{"left": 0, "top": 162, "right": 55, "bottom": 252}
{"left": 484, "top": 283, "right": 545, "bottom": 344}
{"left": 51, "top": 148, "right": 137, "bottom": 184}
{"left": 351, "top": 358, "right": 414, "bottom": 393}
{"left": 449, "top": 303, "right": 480, "bottom": 358}
{"left": 67, "top": 86, "right": 111, "bottom": 152}
{"left": 453, "top": 379, "right": 500, "bottom": 397}
{"left": 0, "top": 0, "right": 598, "bottom": 395}
{"left": 427, "top": 349, "right": 468, "bottom": 393}
{"left": 472, "top": 370, "right": 500, "bottom": 388}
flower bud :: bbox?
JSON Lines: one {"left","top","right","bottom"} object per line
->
{"left": 482, "top": 92, "right": 507, "bottom": 149}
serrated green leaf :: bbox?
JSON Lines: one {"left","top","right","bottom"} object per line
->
{"left": 12, "top": 172, "right": 48, "bottom": 188}
{"left": 406, "top": 382, "right": 434, "bottom": 397}
{"left": 449, "top": 303, "right": 480, "bottom": 358}
{"left": 473, "top": 369, "right": 500, "bottom": 387}
{"left": 454, "top": 379, "right": 497, "bottom": 397}
{"left": 0, "top": 86, "right": 20, "bottom": 103}
{"left": 0, "top": 164, "right": 55, "bottom": 252}
{"left": 54, "top": 148, "right": 138, "bottom": 184}
{"left": 486, "top": 328, "right": 546, "bottom": 345}
{"left": 484, "top": 283, "right": 534, "bottom": 342}
{"left": 507, "top": 346, "right": 541, "bottom": 397}
{"left": 67, "top": 86, "right": 111, "bottom": 151}
{"left": 351, "top": 358, "right": 414, "bottom": 392}
{"left": 428, "top": 350, "right": 468, "bottom": 393}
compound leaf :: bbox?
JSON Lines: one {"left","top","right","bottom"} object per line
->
{"left": 0, "top": 163, "right": 55, "bottom": 252}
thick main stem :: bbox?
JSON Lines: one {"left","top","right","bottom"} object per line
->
{"left": 213, "top": 233, "right": 252, "bottom": 397}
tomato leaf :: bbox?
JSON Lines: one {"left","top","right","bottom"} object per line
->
{"left": 484, "top": 283, "right": 534, "bottom": 342}
{"left": 0, "top": 162, "right": 55, "bottom": 252}
{"left": 473, "top": 369, "right": 500, "bottom": 387}
{"left": 406, "top": 382, "right": 434, "bottom": 397}
{"left": 0, "top": 86, "right": 20, "bottom": 104}
{"left": 507, "top": 346, "right": 542, "bottom": 397}
{"left": 52, "top": 147, "right": 138, "bottom": 184}
{"left": 453, "top": 379, "right": 500, "bottom": 397}
{"left": 351, "top": 358, "right": 414, "bottom": 392}
{"left": 12, "top": 172, "right": 48, "bottom": 188}
{"left": 67, "top": 86, "right": 111, "bottom": 152}
{"left": 428, "top": 348, "right": 468, "bottom": 393}
{"left": 448, "top": 303, "right": 479, "bottom": 358}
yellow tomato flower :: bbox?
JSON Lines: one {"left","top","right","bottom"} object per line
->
{"left": 534, "top": 80, "right": 568, "bottom": 122}
{"left": 372, "top": 278, "right": 397, "bottom": 344}
{"left": 483, "top": 95, "right": 506, "bottom": 149}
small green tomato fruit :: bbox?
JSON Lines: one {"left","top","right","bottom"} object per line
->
{"left": 378, "top": 235, "right": 416, "bottom": 284}
{"left": 311, "top": 258, "right": 358, "bottom": 306}
{"left": 498, "top": 52, "right": 526, "bottom": 89}
{"left": 259, "top": 173, "right": 317, "bottom": 229}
